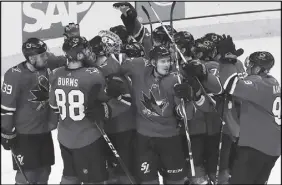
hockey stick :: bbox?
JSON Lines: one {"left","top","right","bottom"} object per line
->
{"left": 170, "top": 1, "right": 176, "bottom": 30}
{"left": 168, "top": 1, "right": 196, "bottom": 177}
{"left": 144, "top": 2, "right": 196, "bottom": 176}
{"left": 141, "top": 5, "right": 153, "bottom": 46}
{"left": 11, "top": 148, "right": 31, "bottom": 184}
{"left": 214, "top": 94, "right": 227, "bottom": 185}
{"left": 94, "top": 121, "right": 136, "bottom": 185}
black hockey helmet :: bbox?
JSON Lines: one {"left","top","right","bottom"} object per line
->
{"left": 149, "top": 45, "right": 171, "bottom": 61}
{"left": 62, "top": 36, "right": 92, "bottom": 61}
{"left": 192, "top": 38, "right": 217, "bottom": 60}
{"left": 124, "top": 42, "right": 145, "bottom": 58}
{"left": 173, "top": 31, "right": 195, "bottom": 56}
{"left": 201, "top": 33, "right": 223, "bottom": 45}
{"left": 245, "top": 51, "right": 275, "bottom": 73}
{"left": 22, "top": 38, "right": 47, "bottom": 60}
{"left": 89, "top": 35, "right": 106, "bottom": 56}
{"left": 152, "top": 25, "right": 177, "bottom": 46}
{"left": 110, "top": 25, "right": 129, "bottom": 45}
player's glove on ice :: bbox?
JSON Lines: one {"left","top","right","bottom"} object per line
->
{"left": 63, "top": 23, "right": 80, "bottom": 40}
{"left": 113, "top": 2, "right": 137, "bottom": 35}
{"left": 105, "top": 76, "right": 127, "bottom": 98}
{"left": 1, "top": 128, "right": 17, "bottom": 150}
{"left": 181, "top": 60, "right": 208, "bottom": 81}
{"left": 217, "top": 34, "right": 244, "bottom": 64}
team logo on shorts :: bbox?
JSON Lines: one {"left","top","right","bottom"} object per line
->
{"left": 141, "top": 162, "right": 150, "bottom": 174}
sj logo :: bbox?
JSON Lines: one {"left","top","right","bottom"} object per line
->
{"left": 141, "top": 162, "right": 150, "bottom": 174}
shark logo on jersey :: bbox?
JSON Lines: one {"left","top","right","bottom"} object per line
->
{"left": 29, "top": 75, "right": 49, "bottom": 110}
{"left": 141, "top": 83, "right": 169, "bottom": 117}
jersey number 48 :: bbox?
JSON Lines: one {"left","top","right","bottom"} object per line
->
{"left": 55, "top": 89, "right": 85, "bottom": 121}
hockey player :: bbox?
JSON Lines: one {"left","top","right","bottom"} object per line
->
{"left": 218, "top": 36, "right": 281, "bottom": 184}
{"left": 180, "top": 33, "right": 245, "bottom": 184}
{"left": 1, "top": 38, "right": 60, "bottom": 184}
{"left": 113, "top": 2, "right": 178, "bottom": 59}
{"left": 89, "top": 30, "right": 140, "bottom": 184}
{"left": 116, "top": 44, "right": 214, "bottom": 184}
{"left": 49, "top": 36, "right": 120, "bottom": 184}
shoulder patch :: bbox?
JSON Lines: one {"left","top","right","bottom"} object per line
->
{"left": 144, "top": 59, "right": 150, "bottom": 66}
{"left": 11, "top": 65, "right": 21, "bottom": 73}
{"left": 86, "top": 67, "right": 99, "bottom": 74}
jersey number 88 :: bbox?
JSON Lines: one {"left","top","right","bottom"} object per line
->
{"left": 55, "top": 89, "right": 85, "bottom": 121}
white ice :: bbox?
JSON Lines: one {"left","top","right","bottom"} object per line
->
{"left": 1, "top": 37, "right": 281, "bottom": 184}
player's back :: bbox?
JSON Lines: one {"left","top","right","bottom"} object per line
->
{"left": 237, "top": 74, "right": 281, "bottom": 156}
{"left": 50, "top": 66, "right": 106, "bottom": 149}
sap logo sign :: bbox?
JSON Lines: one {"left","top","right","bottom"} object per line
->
{"left": 22, "top": 2, "right": 94, "bottom": 42}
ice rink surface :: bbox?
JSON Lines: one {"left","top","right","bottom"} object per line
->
{"left": 1, "top": 37, "right": 281, "bottom": 184}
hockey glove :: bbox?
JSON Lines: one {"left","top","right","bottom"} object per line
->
{"left": 113, "top": 2, "right": 137, "bottom": 35}
{"left": 63, "top": 23, "right": 80, "bottom": 40}
{"left": 1, "top": 128, "right": 17, "bottom": 150}
{"left": 84, "top": 101, "right": 112, "bottom": 124}
{"left": 217, "top": 34, "right": 244, "bottom": 64}
{"left": 105, "top": 76, "right": 127, "bottom": 98}
{"left": 184, "top": 77, "right": 202, "bottom": 101}
{"left": 85, "top": 84, "right": 112, "bottom": 124}
{"left": 181, "top": 59, "right": 208, "bottom": 81}
{"left": 173, "top": 83, "right": 194, "bottom": 101}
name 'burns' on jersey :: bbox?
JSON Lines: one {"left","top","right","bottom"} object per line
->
{"left": 49, "top": 66, "right": 108, "bottom": 149}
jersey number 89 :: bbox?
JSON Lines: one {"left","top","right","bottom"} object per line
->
{"left": 55, "top": 89, "right": 85, "bottom": 121}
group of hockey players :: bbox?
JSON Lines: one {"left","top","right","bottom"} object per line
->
{"left": 1, "top": 2, "right": 281, "bottom": 185}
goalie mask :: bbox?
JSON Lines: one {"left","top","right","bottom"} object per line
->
{"left": 98, "top": 30, "right": 122, "bottom": 56}
{"left": 149, "top": 46, "right": 173, "bottom": 76}
{"left": 63, "top": 36, "right": 96, "bottom": 65}
{"left": 22, "top": 38, "right": 48, "bottom": 70}
{"left": 245, "top": 51, "right": 275, "bottom": 75}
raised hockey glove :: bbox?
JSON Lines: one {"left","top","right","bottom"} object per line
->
{"left": 181, "top": 59, "right": 208, "bottom": 81}
{"left": 63, "top": 23, "right": 80, "bottom": 40}
{"left": 217, "top": 34, "right": 244, "bottom": 64}
{"left": 1, "top": 128, "right": 17, "bottom": 150}
{"left": 173, "top": 83, "right": 194, "bottom": 101}
{"left": 105, "top": 76, "right": 127, "bottom": 98}
{"left": 113, "top": 2, "right": 137, "bottom": 35}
